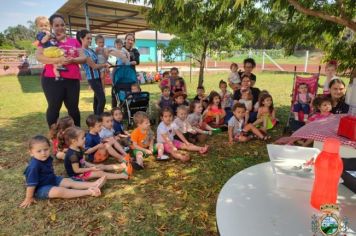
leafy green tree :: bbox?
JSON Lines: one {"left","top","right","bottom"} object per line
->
{"left": 233, "top": 0, "right": 356, "bottom": 78}
{"left": 132, "top": 0, "right": 247, "bottom": 86}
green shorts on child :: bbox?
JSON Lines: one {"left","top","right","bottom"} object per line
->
{"left": 132, "top": 144, "right": 159, "bottom": 158}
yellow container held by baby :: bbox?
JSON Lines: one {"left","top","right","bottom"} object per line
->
{"left": 43, "top": 47, "right": 64, "bottom": 58}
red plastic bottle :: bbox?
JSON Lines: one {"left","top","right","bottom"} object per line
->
{"left": 310, "top": 138, "right": 344, "bottom": 210}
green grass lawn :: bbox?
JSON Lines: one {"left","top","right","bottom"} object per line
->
{"left": 0, "top": 72, "right": 332, "bottom": 235}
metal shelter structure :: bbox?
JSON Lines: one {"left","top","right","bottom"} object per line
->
{"left": 56, "top": 0, "right": 150, "bottom": 35}
{"left": 55, "top": 0, "right": 159, "bottom": 71}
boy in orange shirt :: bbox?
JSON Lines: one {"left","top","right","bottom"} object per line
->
{"left": 130, "top": 111, "right": 167, "bottom": 169}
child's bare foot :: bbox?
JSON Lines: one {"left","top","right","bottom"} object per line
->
{"left": 172, "top": 151, "right": 190, "bottom": 162}
{"left": 88, "top": 187, "right": 101, "bottom": 197}
{"left": 199, "top": 145, "right": 209, "bottom": 154}
{"left": 118, "top": 172, "right": 129, "bottom": 180}
{"left": 94, "top": 176, "right": 107, "bottom": 189}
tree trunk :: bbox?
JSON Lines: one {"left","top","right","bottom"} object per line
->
{"left": 198, "top": 41, "right": 209, "bottom": 87}
{"left": 350, "top": 67, "right": 356, "bottom": 84}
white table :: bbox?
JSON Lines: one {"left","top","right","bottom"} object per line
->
{"left": 216, "top": 162, "right": 356, "bottom": 236}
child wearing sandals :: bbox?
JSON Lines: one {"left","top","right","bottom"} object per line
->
{"left": 157, "top": 108, "right": 208, "bottom": 162}
{"left": 85, "top": 114, "right": 129, "bottom": 164}
{"left": 174, "top": 105, "right": 208, "bottom": 143}
{"left": 130, "top": 111, "right": 167, "bottom": 167}
{"left": 20, "top": 135, "right": 106, "bottom": 208}
{"left": 228, "top": 103, "right": 269, "bottom": 144}
{"left": 64, "top": 127, "right": 130, "bottom": 181}
{"left": 203, "top": 91, "right": 226, "bottom": 128}
{"left": 49, "top": 116, "right": 74, "bottom": 160}
{"left": 187, "top": 101, "right": 217, "bottom": 135}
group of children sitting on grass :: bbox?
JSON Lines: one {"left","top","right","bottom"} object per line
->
{"left": 21, "top": 72, "right": 280, "bottom": 207}
{"left": 22, "top": 59, "right": 341, "bottom": 207}
{"left": 21, "top": 62, "right": 342, "bottom": 207}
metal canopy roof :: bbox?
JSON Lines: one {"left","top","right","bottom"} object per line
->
{"left": 56, "top": 0, "right": 150, "bottom": 36}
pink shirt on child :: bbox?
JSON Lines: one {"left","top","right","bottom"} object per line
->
{"left": 160, "top": 78, "right": 169, "bottom": 88}
{"left": 307, "top": 112, "right": 331, "bottom": 122}
{"left": 297, "top": 93, "right": 314, "bottom": 103}
{"left": 42, "top": 37, "right": 82, "bottom": 79}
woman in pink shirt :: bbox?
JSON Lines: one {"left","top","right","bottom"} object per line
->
{"left": 35, "top": 14, "right": 86, "bottom": 127}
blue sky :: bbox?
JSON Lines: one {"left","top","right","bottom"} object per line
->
{"left": 0, "top": 0, "right": 67, "bottom": 32}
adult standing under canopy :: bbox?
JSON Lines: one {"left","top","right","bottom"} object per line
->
{"left": 124, "top": 33, "right": 140, "bottom": 71}
{"left": 36, "top": 13, "right": 86, "bottom": 127}
{"left": 111, "top": 33, "right": 140, "bottom": 108}
{"left": 77, "top": 29, "right": 109, "bottom": 116}
{"left": 327, "top": 78, "right": 349, "bottom": 114}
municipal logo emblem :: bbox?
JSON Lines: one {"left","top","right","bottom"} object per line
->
{"left": 311, "top": 204, "right": 349, "bottom": 236}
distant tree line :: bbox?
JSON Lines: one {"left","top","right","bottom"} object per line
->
{"left": 0, "top": 21, "right": 36, "bottom": 53}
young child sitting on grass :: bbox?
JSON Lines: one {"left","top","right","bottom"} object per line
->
{"left": 172, "top": 91, "right": 189, "bottom": 115}
{"left": 173, "top": 105, "right": 208, "bottom": 143}
{"left": 49, "top": 116, "right": 74, "bottom": 160}
{"left": 156, "top": 86, "right": 174, "bottom": 111}
{"left": 130, "top": 111, "right": 167, "bottom": 167}
{"left": 228, "top": 103, "right": 269, "bottom": 144}
{"left": 85, "top": 114, "right": 129, "bottom": 164}
{"left": 99, "top": 112, "right": 129, "bottom": 154}
{"left": 203, "top": 91, "right": 226, "bottom": 129}
{"left": 157, "top": 108, "right": 209, "bottom": 162}
{"left": 187, "top": 101, "right": 217, "bottom": 135}
{"left": 20, "top": 135, "right": 106, "bottom": 208}
{"left": 64, "top": 127, "right": 130, "bottom": 180}
{"left": 253, "top": 93, "right": 277, "bottom": 133}
{"left": 111, "top": 107, "right": 131, "bottom": 147}
{"left": 193, "top": 86, "right": 209, "bottom": 110}
{"left": 159, "top": 71, "right": 171, "bottom": 90}
{"left": 219, "top": 80, "right": 233, "bottom": 123}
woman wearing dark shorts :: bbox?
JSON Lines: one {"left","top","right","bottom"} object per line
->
{"left": 35, "top": 14, "right": 86, "bottom": 127}
{"left": 76, "top": 29, "right": 109, "bottom": 115}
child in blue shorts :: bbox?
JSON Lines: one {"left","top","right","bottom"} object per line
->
{"left": 20, "top": 135, "right": 106, "bottom": 208}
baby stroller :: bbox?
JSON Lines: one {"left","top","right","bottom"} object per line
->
{"left": 284, "top": 66, "right": 321, "bottom": 133}
{"left": 111, "top": 65, "right": 138, "bottom": 104}
{"left": 121, "top": 91, "right": 151, "bottom": 127}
